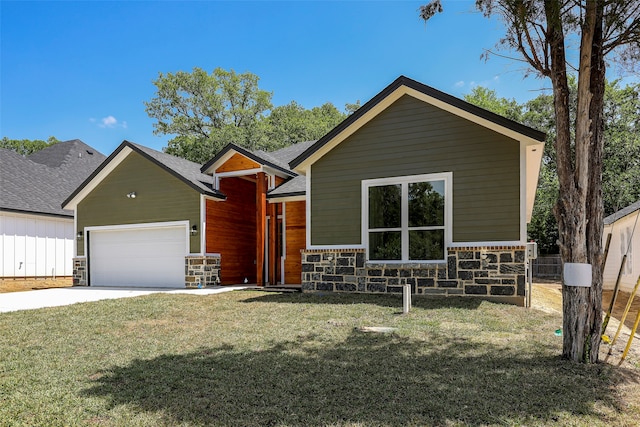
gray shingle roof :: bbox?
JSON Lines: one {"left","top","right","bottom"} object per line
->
{"left": 62, "top": 141, "right": 225, "bottom": 208}
{"left": 0, "top": 140, "right": 106, "bottom": 217}
{"left": 199, "top": 140, "right": 315, "bottom": 199}
{"left": 129, "top": 142, "right": 222, "bottom": 197}
{"left": 269, "top": 140, "right": 316, "bottom": 164}
{"left": 251, "top": 140, "right": 317, "bottom": 171}
{"left": 262, "top": 141, "right": 314, "bottom": 197}
{"left": 604, "top": 200, "right": 640, "bottom": 225}
{"left": 268, "top": 175, "right": 306, "bottom": 198}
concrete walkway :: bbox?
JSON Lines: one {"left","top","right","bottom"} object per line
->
{"left": 0, "top": 286, "right": 251, "bottom": 313}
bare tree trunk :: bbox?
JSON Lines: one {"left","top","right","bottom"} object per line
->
{"left": 547, "top": 0, "right": 602, "bottom": 362}
{"left": 584, "top": 1, "right": 606, "bottom": 363}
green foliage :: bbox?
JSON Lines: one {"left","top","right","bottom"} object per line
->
{"left": 464, "top": 86, "right": 523, "bottom": 122}
{"left": 145, "top": 67, "right": 273, "bottom": 163}
{"left": 145, "top": 67, "right": 350, "bottom": 163}
{"left": 467, "top": 80, "right": 640, "bottom": 254}
{"left": 263, "top": 101, "right": 346, "bottom": 150}
{"left": 602, "top": 81, "right": 640, "bottom": 214}
{"left": 0, "top": 136, "right": 59, "bottom": 156}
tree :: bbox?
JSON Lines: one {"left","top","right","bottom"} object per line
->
{"left": 145, "top": 67, "right": 353, "bottom": 163}
{"left": 422, "top": 0, "right": 640, "bottom": 362}
{"left": 467, "top": 80, "right": 640, "bottom": 255}
{"left": 602, "top": 81, "right": 640, "bottom": 214}
{"left": 0, "top": 136, "right": 59, "bottom": 156}
{"left": 144, "top": 67, "right": 273, "bottom": 163}
{"left": 264, "top": 101, "right": 347, "bottom": 150}
{"left": 464, "top": 86, "right": 523, "bottom": 121}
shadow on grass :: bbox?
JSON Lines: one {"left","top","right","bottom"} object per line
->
{"left": 83, "top": 328, "right": 635, "bottom": 426}
{"left": 241, "top": 291, "right": 484, "bottom": 310}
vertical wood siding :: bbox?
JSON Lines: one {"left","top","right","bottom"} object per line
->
{"left": 0, "top": 212, "right": 74, "bottom": 277}
{"left": 284, "top": 201, "right": 306, "bottom": 284}
{"left": 311, "top": 95, "right": 521, "bottom": 245}
{"left": 206, "top": 177, "right": 257, "bottom": 284}
{"left": 77, "top": 152, "right": 201, "bottom": 255}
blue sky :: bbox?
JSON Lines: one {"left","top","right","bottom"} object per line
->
{"left": 0, "top": 0, "right": 590, "bottom": 156}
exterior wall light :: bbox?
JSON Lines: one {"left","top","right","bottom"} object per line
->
{"left": 126, "top": 192, "right": 137, "bottom": 199}
{"left": 76, "top": 231, "right": 83, "bottom": 240}
{"left": 190, "top": 225, "right": 198, "bottom": 236}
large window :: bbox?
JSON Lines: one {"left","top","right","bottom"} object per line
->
{"left": 363, "top": 173, "right": 450, "bottom": 262}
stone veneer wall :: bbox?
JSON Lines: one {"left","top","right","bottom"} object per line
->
{"left": 301, "top": 246, "right": 527, "bottom": 304}
{"left": 73, "top": 257, "right": 87, "bottom": 286}
{"left": 72, "top": 255, "right": 222, "bottom": 288}
{"left": 185, "top": 255, "right": 221, "bottom": 288}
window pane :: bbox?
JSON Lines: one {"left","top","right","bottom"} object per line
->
{"left": 369, "top": 184, "right": 401, "bottom": 229}
{"left": 409, "top": 230, "right": 444, "bottom": 260}
{"left": 409, "top": 181, "right": 445, "bottom": 227}
{"left": 369, "top": 231, "right": 401, "bottom": 260}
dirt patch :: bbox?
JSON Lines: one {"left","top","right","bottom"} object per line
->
{"left": 0, "top": 277, "right": 73, "bottom": 293}
{"left": 533, "top": 281, "right": 640, "bottom": 366}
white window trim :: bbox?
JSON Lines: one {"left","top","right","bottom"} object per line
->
{"left": 362, "top": 172, "right": 452, "bottom": 263}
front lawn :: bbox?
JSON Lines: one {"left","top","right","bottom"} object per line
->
{"left": 1, "top": 291, "right": 639, "bottom": 426}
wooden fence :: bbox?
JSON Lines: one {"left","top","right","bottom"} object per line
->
{"left": 531, "top": 255, "right": 562, "bottom": 279}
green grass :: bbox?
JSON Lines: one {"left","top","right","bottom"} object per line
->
{"left": 1, "top": 291, "right": 639, "bottom": 426}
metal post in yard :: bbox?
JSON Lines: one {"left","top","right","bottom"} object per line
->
{"left": 403, "top": 284, "right": 411, "bottom": 314}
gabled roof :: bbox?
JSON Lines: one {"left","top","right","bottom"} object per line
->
{"left": 267, "top": 175, "right": 306, "bottom": 199}
{"left": 200, "top": 142, "right": 309, "bottom": 177}
{"left": 200, "top": 141, "right": 316, "bottom": 200}
{"left": 0, "top": 140, "right": 106, "bottom": 218}
{"left": 28, "top": 139, "right": 102, "bottom": 169}
{"left": 63, "top": 141, "right": 224, "bottom": 210}
{"left": 604, "top": 200, "right": 640, "bottom": 225}
{"left": 290, "top": 75, "right": 546, "bottom": 170}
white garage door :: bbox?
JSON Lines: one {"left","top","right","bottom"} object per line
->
{"left": 89, "top": 225, "right": 187, "bottom": 287}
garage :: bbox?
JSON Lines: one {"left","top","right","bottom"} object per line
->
{"left": 88, "top": 224, "right": 187, "bottom": 287}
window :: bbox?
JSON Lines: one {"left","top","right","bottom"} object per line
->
{"left": 363, "top": 173, "right": 451, "bottom": 262}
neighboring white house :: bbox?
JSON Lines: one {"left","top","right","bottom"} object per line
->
{"left": 0, "top": 140, "right": 105, "bottom": 278}
{"left": 603, "top": 200, "right": 640, "bottom": 293}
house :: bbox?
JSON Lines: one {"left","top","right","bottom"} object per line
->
{"left": 62, "top": 140, "right": 310, "bottom": 288}
{"left": 0, "top": 140, "right": 105, "bottom": 278}
{"left": 603, "top": 200, "right": 640, "bottom": 293}
{"left": 290, "top": 76, "right": 545, "bottom": 305}
{"left": 64, "top": 76, "right": 545, "bottom": 305}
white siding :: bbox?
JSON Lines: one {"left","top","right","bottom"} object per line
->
{"left": 603, "top": 211, "right": 640, "bottom": 293}
{"left": 0, "top": 211, "right": 74, "bottom": 277}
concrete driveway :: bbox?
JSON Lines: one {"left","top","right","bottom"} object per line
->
{"left": 0, "top": 286, "right": 250, "bottom": 313}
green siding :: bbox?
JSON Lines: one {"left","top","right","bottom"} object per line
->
{"left": 77, "top": 152, "right": 201, "bottom": 255}
{"left": 311, "top": 95, "right": 521, "bottom": 245}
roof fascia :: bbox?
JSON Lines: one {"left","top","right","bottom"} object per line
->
{"left": 290, "top": 76, "right": 546, "bottom": 172}
{"left": 525, "top": 143, "right": 544, "bottom": 223}
{"left": 266, "top": 193, "right": 306, "bottom": 203}
{"left": 63, "top": 141, "right": 224, "bottom": 210}
{"left": 62, "top": 143, "right": 134, "bottom": 210}
{"left": 0, "top": 207, "right": 73, "bottom": 219}
{"left": 201, "top": 143, "right": 296, "bottom": 178}
{"left": 129, "top": 144, "right": 224, "bottom": 199}
{"left": 200, "top": 144, "right": 249, "bottom": 174}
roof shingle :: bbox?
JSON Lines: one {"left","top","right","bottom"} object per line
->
{"left": 1, "top": 140, "right": 106, "bottom": 217}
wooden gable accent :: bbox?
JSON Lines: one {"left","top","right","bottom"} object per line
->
{"left": 216, "top": 153, "right": 261, "bottom": 173}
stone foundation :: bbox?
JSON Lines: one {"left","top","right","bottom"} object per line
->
{"left": 73, "top": 257, "right": 88, "bottom": 286}
{"left": 185, "top": 255, "right": 221, "bottom": 288}
{"left": 301, "top": 246, "right": 526, "bottom": 304}
{"left": 73, "top": 255, "right": 222, "bottom": 288}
